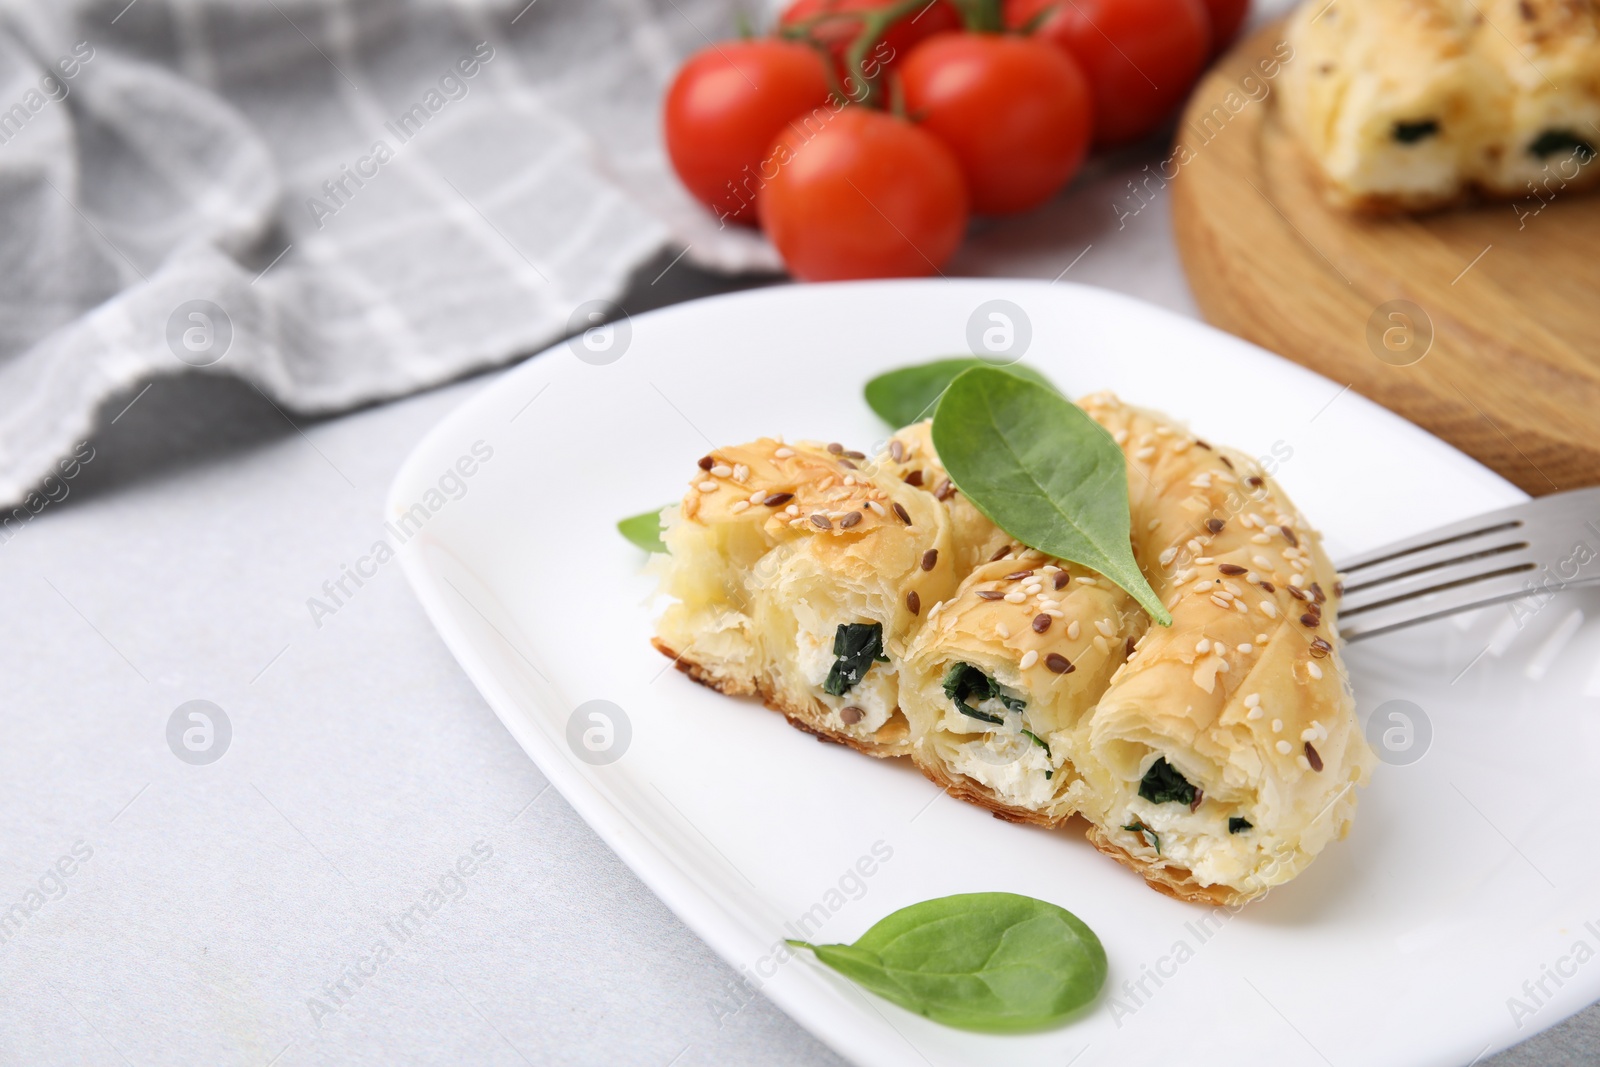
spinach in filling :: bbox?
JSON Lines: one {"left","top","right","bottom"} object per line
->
{"left": 1228, "top": 817, "right": 1253, "bottom": 834}
{"left": 1138, "top": 757, "right": 1198, "bottom": 806}
{"left": 1392, "top": 119, "right": 1440, "bottom": 144}
{"left": 823, "top": 623, "right": 889, "bottom": 697}
{"left": 1529, "top": 129, "right": 1596, "bottom": 162}
{"left": 942, "top": 662, "right": 1026, "bottom": 725}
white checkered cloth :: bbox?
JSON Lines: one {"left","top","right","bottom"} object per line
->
{"left": 0, "top": 0, "right": 778, "bottom": 506}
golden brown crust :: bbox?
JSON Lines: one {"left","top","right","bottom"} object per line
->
{"left": 651, "top": 638, "right": 909, "bottom": 758}
{"left": 1084, "top": 824, "right": 1244, "bottom": 906}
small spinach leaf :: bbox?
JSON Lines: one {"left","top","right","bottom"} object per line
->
{"left": 930, "top": 368, "right": 1170, "bottom": 624}
{"left": 1123, "top": 821, "right": 1161, "bottom": 854}
{"left": 942, "top": 662, "right": 1025, "bottom": 715}
{"left": 618, "top": 507, "right": 667, "bottom": 553}
{"left": 1228, "top": 817, "right": 1253, "bottom": 834}
{"left": 1138, "top": 757, "right": 1196, "bottom": 806}
{"left": 825, "top": 623, "right": 888, "bottom": 696}
{"left": 788, "top": 892, "right": 1106, "bottom": 1033}
{"left": 865, "top": 358, "right": 1058, "bottom": 428}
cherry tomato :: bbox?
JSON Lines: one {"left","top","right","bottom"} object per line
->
{"left": 780, "top": 0, "right": 963, "bottom": 85}
{"left": 758, "top": 107, "right": 968, "bottom": 281}
{"left": 664, "top": 40, "right": 831, "bottom": 225}
{"left": 901, "top": 33, "right": 1092, "bottom": 215}
{"left": 1005, "top": 0, "right": 1211, "bottom": 146}
{"left": 1200, "top": 0, "right": 1250, "bottom": 52}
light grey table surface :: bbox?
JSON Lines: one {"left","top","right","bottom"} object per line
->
{"left": 3, "top": 148, "right": 1595, "bottom": 1067}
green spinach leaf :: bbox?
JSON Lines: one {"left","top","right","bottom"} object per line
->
{"left": 1228, "top": 817, "right": 1252, "bottom": 834}
{"left": 942, "top": 662, "right": 1025, "bottom": 716}
{"left": 1138, "top": 757, "right": 1196, "bottom": 806}
{"left": 788, "top": 892, "right": 1106, "bottom": 1033}
{"left": 618, "top": 507, "right": 667, "bottom": 553}
{"left": 825, "top": 623, "right": 888, "bottom": 696}
{"left": 865, "top": 358, "right": 1057, "bottom": 429}
{"left": 930, "top": 367, "right": 1170, "bottom": 624}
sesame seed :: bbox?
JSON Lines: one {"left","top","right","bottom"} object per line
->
{"left": 1053, "top": 571, "right": 1070, "bottom": 590}
{"left": 1159, "top": 547, "right": 1178, "bottom": 566}
{"left": 1095, "top": 619, "right": 1115, "bottom": 637}
{"left": 1135, "top": 446, "right": 1156, "bottom": 460}
{"left": 844, "top": 450, "right": 865, "bottom": 460}
{"left": 1221, "top": 581, "right": 1243, "bottom": 596}
{"left": 977, "top": 590, "right": 1004, "bottom": 601}
{"left": 1093, "top": 636, "right": 1109, "bottom": 655}
{"left": 1271, "top": 718, "right": 1283, "bottom": 732}
{"left": 906, "top": 590, "right": 921, "bottom": 615}
{"left": 1211, "top": 595, "right": 1231, "bottom": 609}
{"left": 996, "top": 623, "right": 1010, "bottom": 639}
{"left": 1033, "top": 614, "right": 1052, "bottom": 633}
{"left": 1300, "top": 612, "right": 1319, "bottom": 628}
{"left": 731, "top": 500, "right": 750, "bottom": 514}
{"left": 1043, "top": 609, "right": 1064, "bottom": 619}
{"left": 1309, "top": 637, "right": 1331, "bottom": 658}
{"left": 1197, "top": 638, "right": 1212, "bottom": 654}
{"left": 1281, "top": 526, "right": 1299, "bottom": 547}
{"left": 810, "top": 514, "right": 832, "bottom": 529}
{"left": 698, "top": 480, "right": 719, "bottom": 492}
{"left": 826, "top": 442, "right": 843, "bottom": 454}
{"left": 1247, "top": 706, "right": 1265, "bottom": 720}
{"left": 840, "top": 511, "right": 863, "bottom": 528}
{"left": 1025, "top": 582, "right": 1043, "bottom": 595}
{"left": 1075, "top": 577, "right": 1099, "bottom": 586}
{"left": 1260, "top": 601, "right": 1278, "bottom": 617}
{"left": 1276, "top": 740, "right": 1292, "bottom": 755}
{"left": 1187, "top": 538, "right": 1203, "bottom": 554}
{"left": 711, "top": 464, "right": 733, "bottom": 477}
{"left": 892, "top": 503, "right": 912, "bottom": 525}
{"left": 1147, "top": 518, "right": 1162, "bottom": 531}
{"left": 1246, "top": 692, "right": 1263, "bottom": 708}
{"left": 1219, "top": 563, "right": 1246, "bottom": 576}
{"left": 1251, "top": 534, "right": 1271, "bottom": 544}
{"left": 1258, "top": 580, "right": 1276, "bottom": 593}
{"left": 1019, "top": 649, "right": 1040, "bottom": 669}
{"left": 1046, "top": 653, "right": 1074, "bottom": 674}
{"left": 733, "top": 463, "right": 749, "bottom": 482}
{"left": 990, "top": 545, "right": 1013, "bottom": 562}
{"left": 1214, "top": 642, "right": 1228, "bottom": 655}
{"left": 1296, "top": 755, "right": 1312, "bottom": 770}
{"left": 785, "top": 504, "right": 800, "bottom": 516}
{"left": 889, "top": 440, "right": 905, "bottom": 462}
{"left": 935, "top": 479, "right": 955, "bottom": 500}
{"left": 1006, "top": 570, "right": 1035, "bottom": 581}
{"left": 1195, "top": 557, "right": 1214, "bottom": 565}
{"left": 1289, "top": 572, "right": 1305, "bottom": 588}
{"left": 763, "top": 492, "right": 793, "bottom": 507}
{"left": 921, "top": 549, "right": 938, "bottom": 571}
{"left": 749, "top": 491, "right": 765, "bottom": 504}
{"left": 838, "top": 458, "right": 858, "bottom": 470}
{"left": 1300, "top": 727, "right": 1318, "bottom": 741}
{"left": 1307, "top": 662, "right": 1324, "bottom": 680}
{"left": 1238, "top": 643, "right": 1253, "bottom": 654}
{"left": 774, "top": 447, "right": 795, "bottom": 459}
{"left": 1004, "top": 591, "right": 1026, "bottom": 604}
{"left": 1304, "top": 742, "right": 1322, "bottom": 771}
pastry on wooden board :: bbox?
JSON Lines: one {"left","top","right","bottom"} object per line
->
{"left": 1281, "top": 0, "right": 1600, "bottom": 211}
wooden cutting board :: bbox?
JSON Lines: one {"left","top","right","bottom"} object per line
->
{"left": 1171, "top": 22, "right": 1600, "bottom": 496}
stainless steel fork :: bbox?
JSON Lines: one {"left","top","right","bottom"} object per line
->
{"left": 1336, "top": 486, "right": 1600, "bottom": 642}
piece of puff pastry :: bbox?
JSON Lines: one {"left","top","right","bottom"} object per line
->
{"left": 652, "top": 438, "right": 966, "bottom": 755}
{"left": 1075, "top": 394, "right": 1375, "bottom": 905}
{"left": 896, "top": 394, "right": 1375, "bottom": 905}
{"left": 1281, "top": 0, "right": 1600, "bottom": 211}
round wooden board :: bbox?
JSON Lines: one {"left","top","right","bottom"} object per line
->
{"left": 1171, "top": 22, "right": 1600, "bottom": 496}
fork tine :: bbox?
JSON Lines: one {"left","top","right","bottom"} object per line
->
{"left": 1341, "top": 531, "right": 1529, "bottom": 592}
{"left": 1339, "top": 516, "right": 1525, "bottom": 574}
{"left": 1339, "top": 568, "right": 1542, "bottom": 642}
{"left": 1341, "top": 554, "right": 1538, "bottom": 616}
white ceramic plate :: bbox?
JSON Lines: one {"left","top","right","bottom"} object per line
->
{"left": 390, "top": 279, "right": 1600, "bottom": 1067}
